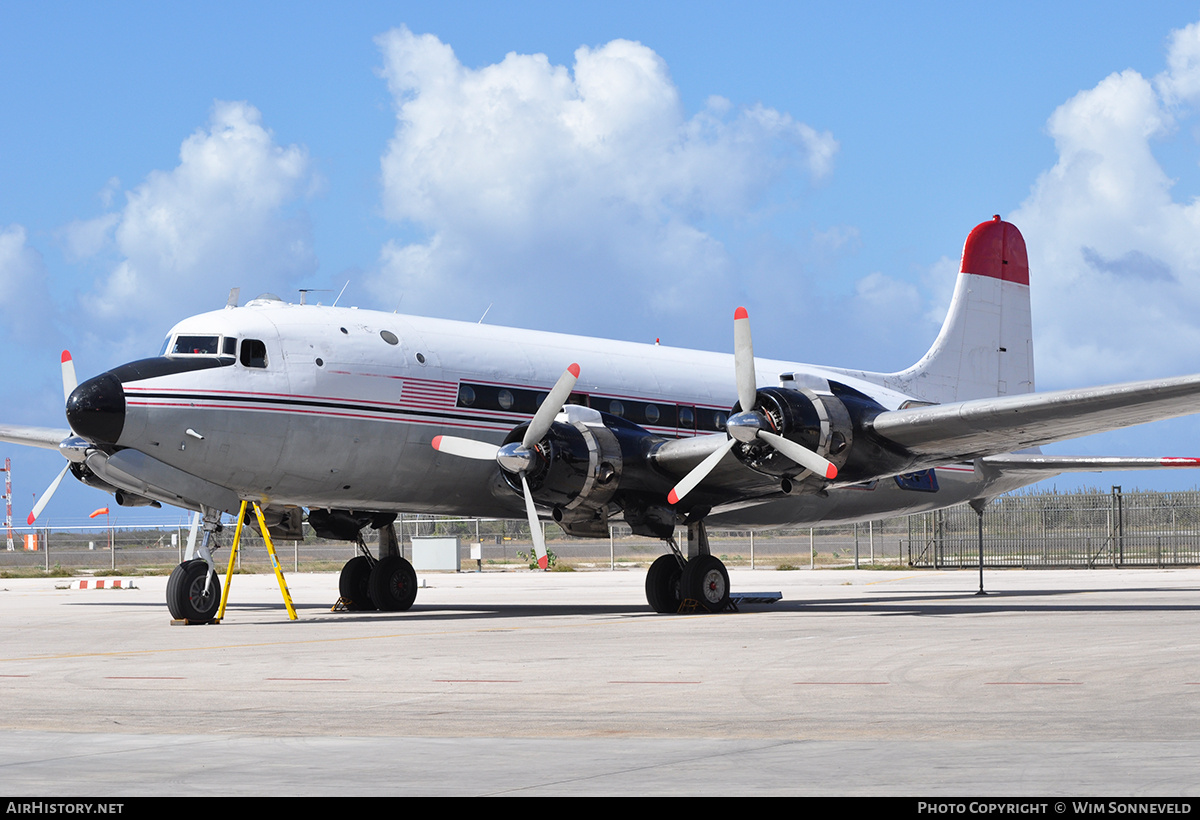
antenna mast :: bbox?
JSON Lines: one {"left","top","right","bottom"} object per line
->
{"left": 2, "top": 457, "right": 12, "bottom": 551}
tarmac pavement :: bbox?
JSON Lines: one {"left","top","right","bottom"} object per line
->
{"left": 1, "top": 566, "right": 1198, "bottom": 795}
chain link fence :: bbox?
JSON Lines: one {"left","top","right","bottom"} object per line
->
{"left": 905, "top": 486, "right": 1200, "bottom": 568}
{"left": 4, "top": 486, "right": 1199, "bottom": 574}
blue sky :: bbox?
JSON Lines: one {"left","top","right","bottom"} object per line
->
{"left": 6, "top": 1, "right": 1200, "bottom": 526}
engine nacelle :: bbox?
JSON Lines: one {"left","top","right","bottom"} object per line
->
{"left": 114, "top": 490, "right": 162, "bottom": 508}
{"left": 730, "top": 386, "right": 854, "bottom": 485}
{"left": 498, "top": 405, "right": 625, "bottom": 536}
{"left": 308, "top": 509, "right": 396, "bottom": 542}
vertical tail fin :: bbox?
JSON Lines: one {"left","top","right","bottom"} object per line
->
{"left": 890, "top": 216, "right": 1034, "bottom": 404}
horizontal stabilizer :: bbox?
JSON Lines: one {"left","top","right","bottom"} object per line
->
{"left": 871, "top": 373, "right": 1200, "bottom": 463}
{"left": 981, "top": 454, "right": 1200, "bottom": 472}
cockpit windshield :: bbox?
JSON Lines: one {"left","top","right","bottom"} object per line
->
{"left": 172, "top": 335, "right": 220, "bottom": 355}
{"left": 164, "top": 335, "right": 237, "bottom": 358}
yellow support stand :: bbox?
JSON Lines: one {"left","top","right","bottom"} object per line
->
{"left": 215, "top": 501, "right": 249, "bottom": 621}
{"left": 215, "top": 500, "right": 298, "bottom": 621}
{"left": 253, "top": 501, "right": 298, "bottom": 620}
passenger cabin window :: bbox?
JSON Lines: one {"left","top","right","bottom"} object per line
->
{"left": 240, "top": 339, "right": 268, "bottom": 368}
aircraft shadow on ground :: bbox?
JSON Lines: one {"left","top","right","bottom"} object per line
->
{"left": 62, "top": 583, "right": 1200, "bottom": 622}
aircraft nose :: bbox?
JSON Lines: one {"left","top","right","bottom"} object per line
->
{"left": 66, "top": 372, "right": 126, "bottom": 447}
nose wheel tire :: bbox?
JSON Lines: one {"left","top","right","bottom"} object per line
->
{"left": 166, "top": 559, "right": 222, "bottom": 622}
{"left": 368, "top": 555, "right": 419, "bottom": 612}
{"left": 679, "top": 555, "right": 730, "bottom": 613}
{"left": 645, "top": 554, "right": 683, "bottom": 613}
{"left": 339, "top": 556, "right": 377, "bottom": 611}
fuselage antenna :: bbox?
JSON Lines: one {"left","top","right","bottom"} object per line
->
{"left": 478, "top": 303, "right": 492, "bottom": 324}
{"left": 332, "top": 282, "right": 350, "bottom": 308}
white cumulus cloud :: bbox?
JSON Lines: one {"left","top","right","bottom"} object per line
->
{"left": 1012, "top": 20, "right": 1200, "bottom": 386}
{"left": 371, "top": 27, "right": 837, "bottom": 336}
{"left": 78, "top": 101, "right": 318, "bottom": 349}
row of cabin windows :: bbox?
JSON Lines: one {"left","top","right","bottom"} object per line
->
{"left": 456, "top": 382, "right": 728, "bottom": 432}
{"left": 164, "top": 335, "right": 268, "bottom": 368}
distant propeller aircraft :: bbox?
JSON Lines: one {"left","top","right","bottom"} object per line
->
{"left": 4, "top": 216, "right": 1200, "bottom": 620}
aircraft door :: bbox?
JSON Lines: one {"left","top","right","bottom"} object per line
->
{"left": 677, "top": 405, "right": 697, "bottom": 437}
{"left": 198, "top": 320, "right": 291, "bottom": 490}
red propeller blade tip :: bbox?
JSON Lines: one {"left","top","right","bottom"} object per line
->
{"left": 431, "top": 435, "right": 443, "bottom": 450}
{"left": 667, "top": 489, "right": 680, "bottom": 505}
{"left": 734, "top": 306, "right": 748, "bottom": 320}
{"left": 26, "top": 513, "right": 35, "bottom": 525}
{"left": 61, "top": 351, "right": 72, "bottom": 363}
{"left": 568, "top": 363, "right": 580, "bottom": 378}
{"left": 824, "top": 464, "right": 838, "bottom": 480}
{"left": 537, "top": 555, "right": 548, "bottom": 570}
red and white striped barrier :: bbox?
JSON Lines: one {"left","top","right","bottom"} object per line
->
{"left": 68, "top": 578, "right": 136, "bottom": 589}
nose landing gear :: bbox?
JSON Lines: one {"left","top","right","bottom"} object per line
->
{"left": 166, "top": 558, "right": 222, "bottom": 622}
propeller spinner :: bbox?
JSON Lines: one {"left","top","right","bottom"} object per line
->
{"left": 667, "top": 307, "right": 837, "bottom": 505}
{"left": 432, "top": 363, "right": 581, "bottom": 570}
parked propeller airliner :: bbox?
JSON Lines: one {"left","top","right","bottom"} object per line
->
{"left": 4, "top": 216, "right": 1200, "bottom": 619}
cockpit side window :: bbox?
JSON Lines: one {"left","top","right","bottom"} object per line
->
{"left": 240, "top": 339, "right": 268, "bottom": 368}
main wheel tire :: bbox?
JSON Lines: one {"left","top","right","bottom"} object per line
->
{"left": 645, "top": 554, "right": 683, "bottom": 613}
{"left": 166, "top": 561, "right": 188, "bottom": 620}
{"left": 679, "top": 554, "right": 730, "bottom": 613}
{"left": 368, "top": 555, "right": 418, "bottom": 612}
{"left": 338, "top": 556, "right": 377, "bottom": 611}
{"left": 167, "top": 559, "right": 222, "bottom": 622}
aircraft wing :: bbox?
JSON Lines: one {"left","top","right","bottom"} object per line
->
{"left": 870, "top": 373, "right": 1200, "bottom": 464}
{"left": 0, "top": 425, "right": 71, "bottom": 450}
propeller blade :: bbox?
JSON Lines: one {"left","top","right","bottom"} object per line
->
{"left": 431, "top": 435, "right": 501, "bottom": 461}
{"left": 519, "top": 472, "right": 549, "bottom": 569}
{"left": 758, "top": 431, "right": 838, "bottom": 479}
{"left": 61, "top": 351, "right": 78, "bottom": 406}
{"left": 733, "top": 307, "right": 757, "bottom": 414}
{"left": 27, "top": 463, "right": 71, "bottom": 525}
{"left": 522, "top": 363, "right": 580, "bottom": 449}
{"left": 667, "top": 437, "right": 737, "bottom": 505}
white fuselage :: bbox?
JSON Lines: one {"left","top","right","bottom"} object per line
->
{"left": 110, "top": 298, "right": 1036, "bottom": 529}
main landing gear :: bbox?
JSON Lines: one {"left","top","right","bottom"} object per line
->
{"left": 644, "top": 518, "right": 731, "bottom": 614}
{"left": 335, "top": 519, "right": 418, "bottom": 613}
{"left": 338, "top": 555, "right": 376, "bottom": 611}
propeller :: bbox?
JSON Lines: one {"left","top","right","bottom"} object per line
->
{"left": 667, "top": 307, "right": 837, "bottom": 505}
{"left": 432, "top": 363, "right": 581, "bottom": 570}
{"left": 28, "top": 351, "right": 79, "bottom": 525}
